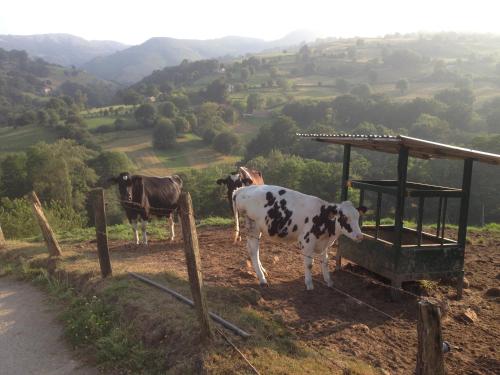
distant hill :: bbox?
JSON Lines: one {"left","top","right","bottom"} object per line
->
{"left": 83, "top": 31, "right": 318, "bottom": 84}
{"left": 0, "top": 34, "right": 128, "bottom": 67}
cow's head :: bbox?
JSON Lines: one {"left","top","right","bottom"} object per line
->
{"left": 216, "top": 172, "right": 252, "bottom": 194}
{"left": 337, "top": 201, "right": 367, "bottom": 242}
{"left": 108, "top": 172, "right": 134, "bottom": 202}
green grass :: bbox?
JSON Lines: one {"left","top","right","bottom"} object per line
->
{"left": 84, "top": 116, "right": 115, "bottom": 129}
{"left": 0, "top": 125, "right": 58, "bottom": 154}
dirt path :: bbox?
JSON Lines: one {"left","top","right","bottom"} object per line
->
{"left": 0, "top": 278, "right": 99, "bottom": 375}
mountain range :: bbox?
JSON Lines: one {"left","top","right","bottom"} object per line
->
{"left": 0, "top": 30, "right": 317, "bottom": 84}
{"left": 0, "top": 33, "right": 128, "bottom": 67}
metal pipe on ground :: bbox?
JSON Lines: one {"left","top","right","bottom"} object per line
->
{"left": 128, "top": 272, "right": 251, "bottom": 339}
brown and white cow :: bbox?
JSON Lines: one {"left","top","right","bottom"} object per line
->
{"left": 109, "top": 172, "right": 183, "bottom": 245}
{"left": 232, "top": 185, "right": 366, "bottom": 290}
{"left": 216, "top": 166, "right": 264, "bottom": 212}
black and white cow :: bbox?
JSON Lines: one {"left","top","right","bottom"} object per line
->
{"left": 109, "top": 172, "right": 183, "bottom": 245}
{"left": 232, "top": 185, "right": 366, "bottom": 290}
{"left": 217, "top": 167, "right": 264, "bottom": 213}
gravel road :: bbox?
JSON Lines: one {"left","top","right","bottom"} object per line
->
{"left": 0, "top": 277, "right": 100, "bottom": 375}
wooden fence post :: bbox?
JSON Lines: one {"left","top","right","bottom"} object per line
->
{"left": 28, "top": 191, "right": 62, "bottom": 257}
{"left": 91, "top": 188, "right": 112, "bottom": 278}
{"left": 0, "top": 224, "right": 5, "bottom": 248}
{"left": 416, "top": 300, "right": 446, "bottom": 375}
{"left": 178, "top": 192, "right": 214, "bottom": 342}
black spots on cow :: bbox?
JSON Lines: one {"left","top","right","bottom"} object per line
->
{"left": 307, "top": 263, "right": 313, "bottom": 270}
{"left": 278, "top": 189, "right": 286, "bottom": 195}
{"left": 310, "top": 205, "right": 338, "bottom": 239}
{"left": 304, "top": 232, "right": 310, "bottom": 240}
{"left": 338, "top": 210, "right": 353, "bottom": 233}
{"left": 306, "top": 238, "right": 310, "bottom": 243}
{"left": 292, "top": 224, "right": 298, "bottom": 232}
{"left": 266, "top": 195, "right": 293, "bottom": 238}
{"left": 305, "top": 217, "right": 309, "bottom": 224}
{"left": 264, "top": 192, "right": 276, "bottom": 208}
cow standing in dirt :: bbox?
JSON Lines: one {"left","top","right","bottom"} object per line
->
{"left": 109, "top": 172, "right": 183, "bottom": 245}
{"left": 232, "top": 185, "right": 366, "bottom": 290}
{"left": 216, "top": 167, "right": 264, "bottom": 213}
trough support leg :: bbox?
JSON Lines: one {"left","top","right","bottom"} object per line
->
{"left": 390, "top": 277, "right": 402, "bottom": 301}
{"left": 456, "top": 270, "right": 464, "bottom": 300}
{"left": 335, "top": 252, "right": 342, "bottom": 271}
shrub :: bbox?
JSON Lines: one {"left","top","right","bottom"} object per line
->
{"left": 152, "top": 119, "right": 176, "bottom": 150}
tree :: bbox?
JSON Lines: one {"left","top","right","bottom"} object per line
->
{"left": 153, "top": 119, "right": 176, "bottom": 150}
{"left": 173, "top": 116, "right": 191, "bottom": 133}
{"left": 240, "top": 68, "right": 250, "bottom": 81}
{"left": 89, "top": 151, "right": 132, "bottom": 185}
{"left": 350, "top": 84, "right": 372, "bottom": 100}
{"left": 395, "top": 79, "right": 409, "bottom": 95}
{"left": 0, "top": 153, "right": 29, "bottom": 198}
{"left": 203, "top": 78, "right": 228, "bottom": 103}
{"left": 335, "top": 78, "right": 350, "bottom": 93}
{"left": 246, "top": 93, "right": 264, "bottom": 113}
{"left": 212, "top": 132, "right": 240, "bottom": 154}
{"left": 160, "top": 101, "right": 178, "bottom": 118}
{"left": 134, "top": 103, "right": 157, "bottom": 128}
{"left": 409, "top": 114, "right": 450, "bottom": 141}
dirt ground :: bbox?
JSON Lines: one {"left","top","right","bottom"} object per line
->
{"left": 94, "top": 227, "right": 498, "bottom": 374}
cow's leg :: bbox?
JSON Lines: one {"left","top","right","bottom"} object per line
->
{"left": 246, "top": 219, "right": 267, "bottom": 286}
{"left": 141, "top": 219, "right": 148, "bottom": 245}
{"left": 320, "top": 249, "right": 333, "bottom": 287}
{"left": 168, "top": 215, "right": 175, "bottom": 241}
{"left": 131, "top": 220, "right": 139, "bottom": 245}
{"left": 303, "top": 255, "right": 314, "bottom": 290}
{"left": 299, "top": 241, "right": 314, "bottom": 290}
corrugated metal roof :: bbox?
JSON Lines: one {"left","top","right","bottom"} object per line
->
{"left": 297, "top": 133, "right": 500, "bottom": 165}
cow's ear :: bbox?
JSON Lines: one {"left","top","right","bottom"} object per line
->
{"left": 357, "top": 206, "right": 368, "bottom": 215}
{"left": 216, "top": 178, "right": 227, "bottom": 185}
{"left": 241, "top": 178, "right": 253, "bottom": 186}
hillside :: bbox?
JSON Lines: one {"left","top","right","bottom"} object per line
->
{"left": 0, "top": 33, "right": 128, "bottom": 66}
{"left": 83, "top": 31, "right": 318, "bottom": 84}
{"left": 0, "top": 47, "right": 120, "bottom": 126}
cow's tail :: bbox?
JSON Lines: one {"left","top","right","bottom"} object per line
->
{"left": 232, "top": 189, "right": 240, "bottom": 244}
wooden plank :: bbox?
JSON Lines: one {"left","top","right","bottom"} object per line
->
{"left": 178, "top": 192, "right": 214, "bottom": 342}
{"left": 27, "top": 191, "right": 62, "bottom": 257}
{"left": 0, "top": 224, "right": 5, "bottom": 248}
{"left": 91, "top": 188, "right": 112, "bottom": 278}
{"left": 416, "top": 300, "right": 446, "bottom": 375}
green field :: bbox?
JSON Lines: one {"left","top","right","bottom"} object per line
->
{"left": 0, "top": 125, "right": 58, "bottom": 154}
{"left": 97, "top": 129, "right": 241, "bottom": 174}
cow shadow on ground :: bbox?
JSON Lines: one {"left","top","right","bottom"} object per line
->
{"left": 236, "top": 269, "right": 420, "bottom": 340}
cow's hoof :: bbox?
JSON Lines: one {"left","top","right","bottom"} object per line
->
{"left": 259, "top": 282, "right": 269, "bottom": 288}
{"left": 305, "top": 284, "right": 314, "bottom": 291}
{"left": 326, "top": 280, "right": 334, "bottom": 288}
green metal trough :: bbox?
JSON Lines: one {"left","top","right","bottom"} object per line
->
{"left": 298, "top": 134, "right": 500, "bottom": 299}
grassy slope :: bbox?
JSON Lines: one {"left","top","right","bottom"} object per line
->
{"left": 0, "top": 125, "right": 58, "bottom": 154}
{"left": 96, "top": 129, "right": 241, "bottom": 175}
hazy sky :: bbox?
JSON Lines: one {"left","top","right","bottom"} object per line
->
{"left": 1, "top": 0, "right": 499, "bottom": 45}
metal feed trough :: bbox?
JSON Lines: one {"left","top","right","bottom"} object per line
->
{"left": 298, "top": 133, "right": 500, "bottom": 298}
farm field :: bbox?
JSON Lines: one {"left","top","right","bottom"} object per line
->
{"left": 4, "top": 226, "right": 498, "bottom": 374}
{"left": 97, "top": 129, "right": 241, "bottom": 175}
{"left": 0, "top": 125, "right": 58, "bottom": 154}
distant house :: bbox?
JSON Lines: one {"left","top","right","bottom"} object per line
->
{"left": 42, "top": 87, "right": 52, "bottom": 95}
{"left": 148, "top": 96, "right": 156, "bottom": 103}
{"left": 227, "top": 84, "right": 234, "bottom": 93}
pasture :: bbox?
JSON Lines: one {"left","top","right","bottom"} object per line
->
{"left": 0, "top": 125, "right": 58, "bottom": 154}
{"left": 2, "top": 225, "right": 498, "bottom": 374}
